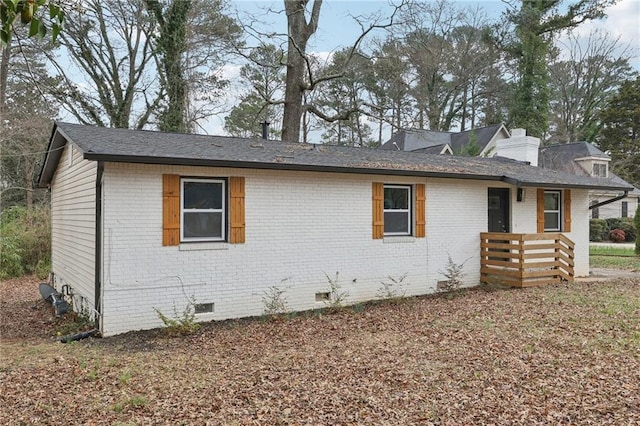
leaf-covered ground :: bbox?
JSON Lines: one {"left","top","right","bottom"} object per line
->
{"left": 1, "top": 275, "right": 640, "bottom": 425}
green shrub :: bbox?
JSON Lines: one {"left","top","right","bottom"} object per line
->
{"left": 154, "top": 299, "right": 200, "bottom": 336}
{"left": 0, "top": 206, "right": 51, "bottom": 278}
{"left": 605, "top": 218, "right": 622, "bottom": 232}
{"left": 589, "top": 218, "right": 607, "bottom": 242}
{"left": 617, "top": 217, "right": 637, "bottom": 242}
{"left": 635, "top": 206, "right": 640, "bottom": 255}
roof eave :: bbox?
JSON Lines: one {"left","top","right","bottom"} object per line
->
{"left": 84, "top": 153, "right": 507, "bottom": 182}
{"left": 37, "top": 123, "right": 67, "bottom": 187}
{"left": 503, "top": 176, "right": 633, "bottom": 192}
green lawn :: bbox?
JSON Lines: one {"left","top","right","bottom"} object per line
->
{"left": 590, "top": 244, "right": 640, "bottom": 270}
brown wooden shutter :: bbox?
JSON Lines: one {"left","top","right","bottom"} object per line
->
{"left": 229, "top": 176, "right": 246, "bottom": 244}
{"left": 415, "top": 183, "right": 426, "bottom": 238}
{"left": 563, "top": 189, "right": 571, "bottom": 232}
{"left": 536, "top": 188, "right": 545, "bottom": 233}
{"left": 372, "top": 182, "right": 384, "bottom": 239}
{"left": 163, "top": 174, "right": 180, "bottom": 246}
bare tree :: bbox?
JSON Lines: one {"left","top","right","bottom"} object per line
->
{"left": 0, "top": 33, "right": 58, "bottom": 209}
{"left": 548, "top": 29, "right": 637, "bottom": 143}
{"left": 45, "top": 0, "right": 160, "bottom": 129}
{"left": 241, "top": 0, "right": 405, "bottom": 142}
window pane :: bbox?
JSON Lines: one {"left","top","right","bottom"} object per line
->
{"left": 384, "top": 212, "right": 409, "bottom": 234}
{"left": 183, "top": 212, "right": 222, "bottom": 238}
{"left": 544, "top": 192, "right": 559, "bottom": 210}
{"left": 544, "top": 212, "right": 559, "bottom": 230}
{"left": 384, "top": 187, "right": 409, "bottom": 209}
{"left": 184, "top": 182, "right": 223, "bottom": 209}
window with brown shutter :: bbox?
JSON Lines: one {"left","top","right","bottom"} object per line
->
{"left": 162, "top": 174, "right": 246, "bottom": 245}
{"left": 373, "top": 182, "right": 425, "bottom": 239}
{"left": 563, "top": 189, "right": 571, "bottom": 232}
{"left": 229, "top": 177, "right": 245, "bottom": 244}
{"left": 162, "top": 174, "right": 180, "bottom": 246}
{"left": 537, "top": 188, "right": 571, "bottom": 233}
{"left": 372, "top": 182, "right": 384, "bottom": 239}
{"left": 415, "top": 183, "right": 426, "bottom": 238}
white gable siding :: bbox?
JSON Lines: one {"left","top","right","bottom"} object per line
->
{"left": 50, "top": 143, "right": 97, "bottom": 316}
{"left": 591, "top": 195, "right": 638, "bottom": 219}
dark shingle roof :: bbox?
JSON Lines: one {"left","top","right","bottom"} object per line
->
{"left": 381, "top": 124, "right": 508, "bottom": 153}
{"left": 450, "top": 124, "right": 507, "bottom": 152}
{"left": 38, "top": 122, "right": 633, "bottom": 191}
{"left": 381, "top": 129, "right": 452, "bottom": 151}
{"left": 540, "top": 142, "right": 640, "bottom": 195}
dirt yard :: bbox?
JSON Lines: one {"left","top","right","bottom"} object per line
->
{"left": 1, "top": 275, "right": 639, "bottom": 425}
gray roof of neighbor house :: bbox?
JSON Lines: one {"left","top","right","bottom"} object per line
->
{"left": 540, "top": 142, "right": 640, "bottom": 196}
{"left": 450, "top": 124, "right": 508, "bottom": 152}
{"left": 38, "top": 122, "right": 633, "bottom": 191}
{"left": 381, "top": 124, "right": 508, "bottom": 153}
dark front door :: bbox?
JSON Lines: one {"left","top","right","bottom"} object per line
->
{"left": 488, "top": 188, "right": 510, "bottom": 233}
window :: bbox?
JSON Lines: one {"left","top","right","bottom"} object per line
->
{"left": 383, "top": 185, "right": 411, "bottom": 235}
{"left": 592, "top": 163, "right": 607, "bottom": 177}
{"left": 372, "top": 182, "right": 424, "bottom": 239}
{"left": 181, "top": 178, "right": 226, "bottom": 242}
{"left": 622, "top": 201, "right": 628, "bottom": 218}
{"left": 591, "top": 200, "right": 599, "bottom": 219}
{"left": 163, "top": 175, "right": 244, "bottom": 246}
{"left": 537, "top": 189, "right": 571, "bottom": 233}
{"left": 543, "top": 190, "right": 561, "bottom": 231}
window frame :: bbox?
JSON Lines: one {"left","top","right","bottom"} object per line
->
{"left": 543, "top": 190, "right": 562, "bottom": 231}
{"left": 592, "top": 163, "right": 607, "bottom": 177}
{"left": 622, "top": 201, "right": 628, "bottom": 218}
{"left": 383, "top": 184, "right": 412, "bottom": 236}
{"left": 591, "top": 200, "right": 600, "bottom": 219}
{"left": 180, "top": 177, "right": 227, "bottom": 243}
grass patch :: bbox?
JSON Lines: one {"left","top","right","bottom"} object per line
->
{"left": 590, "top": 255, "right": 640, "bottom": 270}
{"left": 589, "top": 245, "right": 636, "bottom": 257}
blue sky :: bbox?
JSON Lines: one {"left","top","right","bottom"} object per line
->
{"left": 229, "top": 0, "right": 639, "bottom": 63}
{"left": 203, "top": 0, "right": 638, "bottom": 136}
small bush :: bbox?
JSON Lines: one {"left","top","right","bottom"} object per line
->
{"left": 324, "top": 272, "right": 349, "bottom": 308}
{"left": 617, "top": 217, "right": 636, "bottom": 242}
{"left": 438, "top": 255, "right": 469, "bottom": 295}
{"left": 376, "top": 274, "right": 407, "bottom": 300}
{"left": 0, "top": 206, "right": 51, "bottom": 278}
{"left": 262, "top": 282, "right": 289, "bottom": 316}
{"left": 589, "top": 218, "right": 607, "bottom": 242}
{"left": 154, "top": 299, "right": 200, "bottom": 336}
{"left": 609, "top": 228, "right": 626, "bottom": 243}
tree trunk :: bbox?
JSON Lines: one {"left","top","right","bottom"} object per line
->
{"left": 0, "top": 38, "right": 10, "bottom": 115}
{"left": 281, "top": 0, "right": 322, "bottom": 143}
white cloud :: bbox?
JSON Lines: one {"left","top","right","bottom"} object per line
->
{"left": 571, "top": 0, "right": 640, "bottom": 65}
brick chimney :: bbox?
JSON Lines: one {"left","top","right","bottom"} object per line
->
{"left": 495, "top": 128, "right": 540, "bottom": 166}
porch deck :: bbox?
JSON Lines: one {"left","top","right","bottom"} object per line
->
{"left": 480, "top": 232, "right": 575, "bottom": 287}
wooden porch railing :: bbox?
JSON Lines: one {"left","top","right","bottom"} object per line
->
{"left": 480, "top": 232, "right": 575, "bottom": 287}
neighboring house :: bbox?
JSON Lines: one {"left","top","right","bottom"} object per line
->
{"left": 38, "top": 123, "right": 632, "bottom": 336}
{"left": 384, "top": 127, "right": 638, "bottom": 219}
{"left": 539, "top": 142, "right": 640, "bottom": 219}
{"left": 381, "top": 124, "right": 511, "bottom": 157}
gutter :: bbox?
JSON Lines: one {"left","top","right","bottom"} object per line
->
{"left": 94, "top": 162, "right": 104, "bottom": 332}
{"left": 589, "top": 191, "right": 629, "bottom": 210}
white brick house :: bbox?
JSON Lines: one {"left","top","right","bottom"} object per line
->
{"left": 38, "top": 123, "right": 633, "bottom": 336}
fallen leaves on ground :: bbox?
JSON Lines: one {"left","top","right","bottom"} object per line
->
{"left": 1, "top": 276, "right": 640, "bottom": 425}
